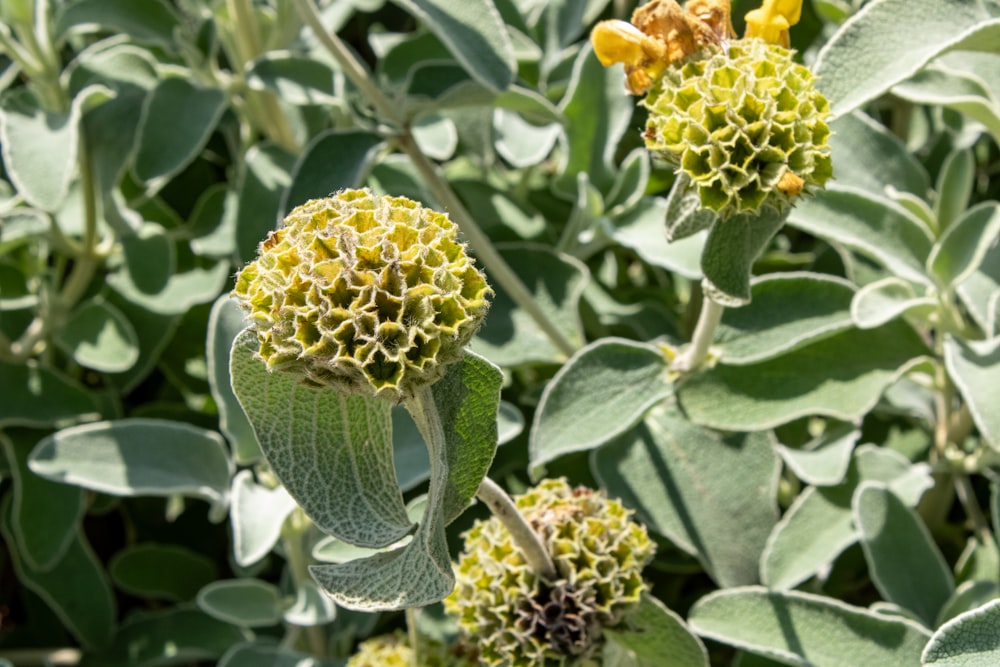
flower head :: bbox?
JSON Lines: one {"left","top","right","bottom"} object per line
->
{"left": 233, "top": 189, "right": 492, "bottom": 401}
{"left": 444, "top": 479, "right": 655, "bottom": 666}
{"left": 643, "top": 38, "right": 832, "bottom": 218}
{"left": 347, "top": 631, "right": 475, "bottom": 667}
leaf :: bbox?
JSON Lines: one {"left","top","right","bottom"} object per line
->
{"left": 922, "top": 599, "right": 1000, "bottom": 666}
{"left": 934, "top": 149, "right": 977, "bottom": 232}
{"left": 927, "top": 203, "right": 1000, "bottom": 291}
{"left": 230, "top": 470, "right": 296, "bottom": 567}
{"left": 788, "top": 185, "right": 935, "bottom": 284}
{"left": 854, "top": 483, "right": 954, "bottom": 628}
{"left": 851, "top": 278, "right": 937, "bottom": 329}
{"left": 412, "top": 113, "right": 458, "bottom": 161}
{"left": 246, "top": 53, "right": 339, "bottom": 105}
{"left": 715, "top": 272, "right": 856, "bottom": 365}
{"left": 83, "top": 607, "right": 248, "bottom": 667}
{"left": 229, "top": 329, "right": 412, "bottom": 548}
{"left": 957, "top": 242, "right": 1000, "bottom": 337}
{"left": 689, "top": 587, "right": 931, "bottom": 667}
{"left": 594, "top": 403, "right": 778, "bottom": 587}
{"left": 761, "top": 445, "right": 935, "bottom": 590}
{"left": 279, "top": 129, "right": 383, "bottom": 219}
{"left": 603, "top": 594, "right": 709, "bottom": 667}
{"left": 530, "top": 338, "right": 672, "bottom": 477}
{"left": 109, "top": 543, "right": 217, "bottom": 602}
{"left": 28, "top": 419, "right": 234, "bottom": 516}
{"left": 235, "top": 142, "right": 296, "bottom": 264}
{"left": 197, "top": 579, "right": 284, "bottom": 628}
{"left": 944, "top": 336, "right": 1000, "bottom": 450}
{"left": 218, "top": 643, "right": 328, "bottom": 667}
{"left": 1, "top": 496, "right": 116, "bottom": 650}
{"left": 493, "top": 109, "right": 560, "bottom": 167}
{"left": 53, "top": 297, "right": 140, "bottom": 372}
{"left": 207, "top": 296, "right": 261, "bottom": 465}
{"left": 814, "top": 0, "right": 1000, "bottom": 117}
{"left": 828, "top": 112, "right": 930, "bottom": 198}
{"left": 0, "top": 85, "right": 107, "bottom": 211}
{"left": 423, "top": 351, "right": 503, "bottom": 524}
{"left": 389, "top": 0, "right": 515, "bottom": 91}
{"left": 0, "top": 361, "right": 100, "bottom": 427}
{"left": 936, "top": 580, "right": 1000, "bottom": 627}
{"left": 700, "top": 208, "right": 789, "bottom": 307}
{"left": 612, "top": 196, "right": 707, "bottom": 280}
{"left": 775, "top": 424, "right": 859, "bottom": 487}
{"left": 104, "top": 291, "right": 180, "bottom": 393}
{"left": 2, "top": 430, "right": 85, "bottom": 570}
{"left": 106, "top": 259, "right": 231, "bottom": 315}
{"left": 894, "top": 63, "right": 1000, "bottom": 147}
{"left": 679, "top": 320, "right": 929, "bottom": 431}
{"left": 470, "top": 244, "right": 587, "bottom": 366}
{"left": 57, "top": 0, "right": 182, "bottom": 49}
{"left": 556, "top": 48, "right": 632, "bottom": 196}
{"left": 283, "top": 580, "right": 337, "bottom": 626}
{"left": 132, "top": 77, "right": 227, "bottom": 189}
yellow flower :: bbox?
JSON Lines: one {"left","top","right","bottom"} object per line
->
{"left": 744, "top": 0, "right": 802, "bottom": 47}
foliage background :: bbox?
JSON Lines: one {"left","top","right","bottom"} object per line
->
{"left": 1, "top": 0, "right": 1000, "bottom": 664}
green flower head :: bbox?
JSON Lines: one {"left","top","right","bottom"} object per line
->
{"left": 233, "top": 189, "right": 492, "bottom": 401}
{"left": 643, "top": 38, "right": 832, "bottom": 219}
{"left": 347, "top": 631, "right": 475, "bottom": 667}
{"left": 444, "top": 479, "right": 655, "bottom": 666}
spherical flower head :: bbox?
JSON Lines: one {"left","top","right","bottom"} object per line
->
{"left": 643, "top": 38, "right": 832, "bottom": 219}
{"left": 233, "top": 189, "right": 492, "bottom": 401}
{"left": 444, "top": 479, "right": 655, "bottom": 666}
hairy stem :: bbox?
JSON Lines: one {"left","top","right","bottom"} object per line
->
{"left": 672, "top": 294, "right": 724, "bottom": 372}
{"left": 292, "top": 0, "right": 578, "bottom": 358}
{"left": 280, "top": 510, "right": 328, "bottom": 657}
{"left": 406, "top": 607, "right": 421, "bottom": 667}
{"left": 476, "top": 476, "right": 558, "bottom": 581}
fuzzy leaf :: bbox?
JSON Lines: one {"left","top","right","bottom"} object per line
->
{"left": 28, "top": 419, "right": 233, "bottom": 516}
{"left": 390, "top": 0, "right": 515, "bottom": 91}
{"left": 0, "top": 361, "right": 99, "bottom": 428}
{"left": 851, "top": 278, "right": 936, "bottom": 329}
{"left": 57, "top": 0, "right": 182, "bottom": 48}
{"left": 1, "top": 496, "right": 116, "bottom": 650}
{"left": 109, "top": 543, "right": 217, "bottom": 602}
{"left": 944, "top": 336, "right": 1000, "bottom": 450}
{"left": 689, "top": 587, "right": 931, "bottom": 666}
{"left": 927, "top": 203, "right": 1000, "bottom": 291}
{"left": 604, "top": 594, "right": 709, "bottom": 667}
{"left": 923, "top": 599, "right": 1000, "bottom": 666}
{"left": 679, "top": 320, "right": 929, "bottom": 431}
{"left": 133, "top": 77, "right": 226, "bottom": 189}
{"left": 229, "top": 329, "right": 412, "bottom": 548}
{"left": 788, "top": 186, "right": 935, "bottom": 284}
{"left": 715, "top": 273, "right": 855, "bottom": 365}
{"left": 894, "top": 62, "right": 1000, "bottom": 147}
{"left": 229, "top": 470, "right": 296, "bottom": 567}
{"left": 197, "top": 579, "right": 284, "bottom": 628}
{"left": 53, "top": 297, "right": 140, "bottom": 373}
{"left": 613, "top": 196, "right": 706, "bottom": 279}
{"left": 828, "top": 112, "right": 929, "bottom": 197}
{"left": 855, "top": 483, "right": 954, "bottom": 628}
{"left": 530, "top": 338, "right": 672, "bottom": 477}
{"left": 815, "top": 0, "right": 1000, "bottom": 117}
{"left": 594, "top": 403, "right": 778, "bottom": 587}
{"left": 700, "top": 208, "right": 788, "bottom": 307}
{"left": 206, "top": 297, "right": 260, "bottom": 464}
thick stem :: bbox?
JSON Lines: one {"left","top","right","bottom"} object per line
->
{"left": 292, "top": 0, "right": 578, "bottom": 359}
{"left": 476, "top": 477, "right": 558, "bottom": 581}
{"left": 953, "top": 473, "right": 992, "bottom": 546}
{"left": 672, "top": 294, "right": 724, "bottom": 372}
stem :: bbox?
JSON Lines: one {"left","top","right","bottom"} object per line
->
{"left": 280, "top": 510, "right": 328, "bottom": 657}
{"left": 954, "top": 473, "right": 992, "bottom": 546}
{"left": 0, "top": 649, "right": 81, "bottom": 666}
{"left": 405, "top": 607, "right": 421, "bottom": 667}
{"left": 672, "top": 294, "right": 725, "bottom": 372}
{"left": 476, "top": 477, "right": 558, "bottom": 581}
{"left": 293, "top": 0, "right": 578, "bottom": 359}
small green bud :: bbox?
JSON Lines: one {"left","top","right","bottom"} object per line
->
{"left": 445, "top": 479, "right": 655, "bottom": 666}
{"left": 643, "top": 38, "right": 832, "bottom": 219}
{"left": 233, "top": 189, "right": 492, "bottom": 401}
